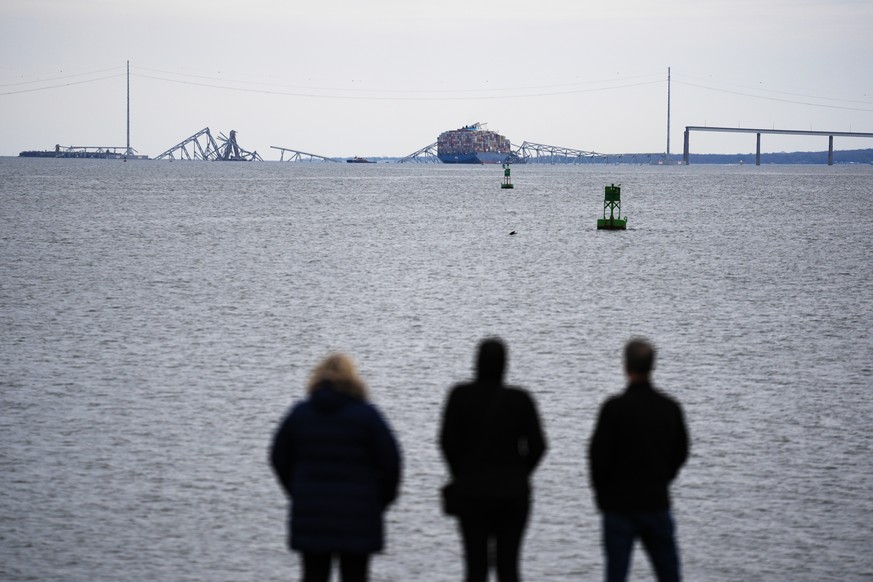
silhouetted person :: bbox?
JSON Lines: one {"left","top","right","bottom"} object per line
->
{"left": 270, "top": 354, "right": 402, "bottom": 582}
{"left": 588, "top": 338, "right": 689, "bottom": 582}
{"left": 440, "top": 338, "right": 547, "bottom": 582}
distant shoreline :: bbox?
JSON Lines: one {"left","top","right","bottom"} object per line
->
{"left": 7, "top": 147, "right": 873, "bottom": 164}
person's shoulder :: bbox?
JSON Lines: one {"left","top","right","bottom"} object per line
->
{"left": 603, "top": 391, "right": 622, "bottom": 403}
{"left": 347, "top": 397, "right": 383, "bottom": 417}
{"left": 503, "top": 385, "right": 539, "bottom": 406}
{"left": 651, "top": 385, "right": 684, "bottom": 407}
{"left": 283, "top": 398, "right": 309, "bottom": 419}
{"left": 331, "top": 399, "right": 390, "bottom": 433}
{"left": 596, "top": 388, "right": 638, "bottom": 418}
{"left": 447, "top": 382, "right": 476, "bottom": 400}
{"left": 646, "top": 387, "right": 686, "bottom": 422}
{"left": 600, "top": 385, "right": 629, "bottom": 403}
{"left": 274, "top": 399, "right": 309, "bottom": 434}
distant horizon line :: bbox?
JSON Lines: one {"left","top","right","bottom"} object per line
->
{"left": 8, "top": 146, "right": 873, "bottom": 163}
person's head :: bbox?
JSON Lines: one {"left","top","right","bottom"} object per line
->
{"left": 476, "top": 337, "right": 506, "bottom": 385}
{"left": 307, "top": 353, "right": 368, "bottom": 400}
{"left": 624, "top": 338, "right": 656, "bottom": 379}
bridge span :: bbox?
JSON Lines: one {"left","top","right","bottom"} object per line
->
{"left": 683, "top": 126, "right": 873, "bottom": 165}
{"left": 397, "top": 140, "right": 618, "bottom": 164}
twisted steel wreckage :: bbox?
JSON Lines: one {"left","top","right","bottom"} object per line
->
{"left": 153, "top": 128, "right": 262, "bottom": 161}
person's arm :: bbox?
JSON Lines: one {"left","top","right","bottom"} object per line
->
{"left": 670, "top": 404, "right": 690, "bottom": 480}
{"left": 439, "top": 388, "right": 464, "bottom": 477}
{"left": 587, "top": 402, "right": 612, "bottom": 508}
{"left": 521, "top": 392, "right": 547, "bottom": 475}
{"left": 372, "top": 409, "right": 402, "bottom": 507}
{"left": 269, "top": 416, "right": 296, "bottom": 496}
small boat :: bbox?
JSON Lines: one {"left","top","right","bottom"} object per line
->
{"left": 347, "top": 156, "right": 375, "bottom": 163}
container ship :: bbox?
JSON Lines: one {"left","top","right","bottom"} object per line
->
{"left": 437, "top": 123, "right": 512, "bottom": 164}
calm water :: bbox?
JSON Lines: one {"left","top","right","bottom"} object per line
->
{"left": 1, "top": 158, "right": 871, "bottom": 581}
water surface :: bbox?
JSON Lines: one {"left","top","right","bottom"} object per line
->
{"left": 1, "top": 159, "right": 871, "bottom": 580}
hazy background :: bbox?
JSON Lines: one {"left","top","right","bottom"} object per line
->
{"left": 1, "top": 0, "right": 871, "bottom": 159}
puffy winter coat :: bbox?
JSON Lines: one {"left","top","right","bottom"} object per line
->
{"left": 270, "top": 381, "right": 402, "bottom": 553}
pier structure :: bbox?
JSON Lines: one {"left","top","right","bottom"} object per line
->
{"left": 18, "top": 145, "right": 147, "bottom": 159}
{"left": 397, "top": 142, "right": 439, "bottom": 163}
{"left": 683, "top": 126, "right": 873, "bottom": 166}
{"left": 270, "top": 146, "right": 339, "bottom": 162}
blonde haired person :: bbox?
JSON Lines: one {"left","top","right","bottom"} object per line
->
{"left": 271, "top": 354, "right": 402, "bottom": 582}
{"left": 306, "top": 353, "right": 368, "bottom": 397}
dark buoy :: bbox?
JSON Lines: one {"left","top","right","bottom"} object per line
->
{"left": 596, "top": 184, "right": 628, "bottom": 230}
{"left": 501, "top": 163, "right": 514, "bottom": 189}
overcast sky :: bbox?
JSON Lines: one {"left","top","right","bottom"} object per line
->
{"left": 1, "top": 0, "right": 871, "bottom": 159}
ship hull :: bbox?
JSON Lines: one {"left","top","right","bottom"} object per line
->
{"left": 437, "top": 151, "right": 509, "bottom": 164}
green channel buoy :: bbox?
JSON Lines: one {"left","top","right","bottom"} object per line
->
{"left": 501, "top": 163, "right": 514, "bottom": 189}
{"left": 596, "top": 184, "right": 627, "bottom": 230}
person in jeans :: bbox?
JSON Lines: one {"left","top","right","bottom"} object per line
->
{"left": 588, "top": 338, "right": 689, "bottom": 582}
{"left": 270, "top": 353, "right": 402, "bottom": 582}
{"left": 440, "top": 337, "right": 547, "bottom": 582}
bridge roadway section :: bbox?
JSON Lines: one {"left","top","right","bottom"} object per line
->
{"left": 683, "top": 126, "right": 873, "bottom": 166}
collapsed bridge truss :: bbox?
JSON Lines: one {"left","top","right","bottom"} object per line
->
{"left": 396, "top": 142, "right": 439, "bottom": 163}
{"left": 154, "top": 128, "right": 262, "bottom": 161}
{"left": 514, "top": 142, "right": 608, "bottom": 163}
{"left": 396, "top": 140, "right": 621, "bottom": 164}
{"left": 270, "top": 146, "right": 339, "bottom": 162}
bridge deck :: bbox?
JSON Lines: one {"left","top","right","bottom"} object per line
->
{"left": 684, "top": 126, "right": 873, "bottom": 165}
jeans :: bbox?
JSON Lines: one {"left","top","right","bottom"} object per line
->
{"left": 602, "top": 510, "right": 680, "bottom": 582}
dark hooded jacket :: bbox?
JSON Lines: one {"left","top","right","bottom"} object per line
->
{"left": 588, "top": 379, "right": 689, "bottom": 512}
{"left": 270, "top": 381, "right": 401, "bottom": 553}
{"left": 439, "top": 341, "right": 547, "bottom": 500}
